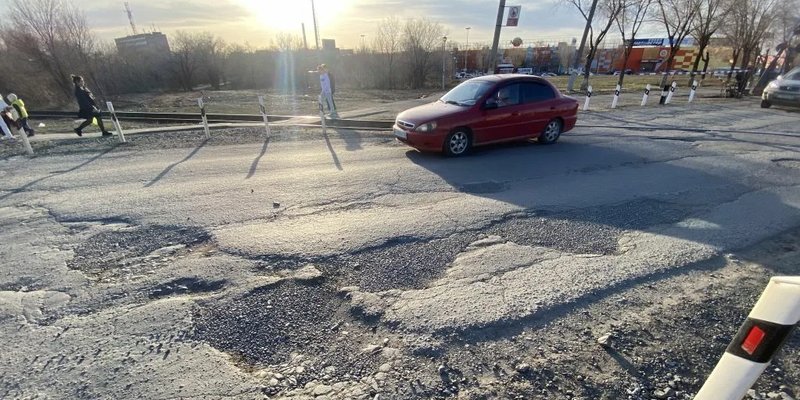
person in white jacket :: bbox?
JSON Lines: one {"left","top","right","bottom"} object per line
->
{"left": 317, "top": 64, "right": 338, "bottom": 118}
{"left": 0, "top": 95, "right": 16, "bottom": 140}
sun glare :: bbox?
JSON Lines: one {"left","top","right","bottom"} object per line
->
{"left": 238, "top": 1, "right": 350, "bottom": 32}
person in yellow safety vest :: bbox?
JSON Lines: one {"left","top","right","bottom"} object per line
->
{"left": 6, "top": 94, "right": 34, "bottom": 137}
{"left": 0, "top": 94, "right": 16, "bottom": 140}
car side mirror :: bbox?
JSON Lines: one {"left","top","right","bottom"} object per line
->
{"left": 777, "top": 75, "right": 783, "bottom": 80}
{"left": 484, "top": 99, "right": 499, "bottom": 110}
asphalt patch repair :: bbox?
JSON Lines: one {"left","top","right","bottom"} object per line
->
{"left": 192, "top": 280, "right": 381, "bottom": 383}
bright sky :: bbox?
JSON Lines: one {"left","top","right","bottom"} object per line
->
{"left": 77, "top": 0, "right": 665, "bottom": 49}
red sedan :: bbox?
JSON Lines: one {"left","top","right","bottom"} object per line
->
{"left": 393, "top": 74, "right": 579, "bottom": 156}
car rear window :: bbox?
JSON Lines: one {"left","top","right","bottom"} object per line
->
{"left": 521, "top": 82, "right": 555, "bottom": 103}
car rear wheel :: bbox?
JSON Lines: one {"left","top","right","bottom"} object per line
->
{"left": 538, "top": 119, "right": 562, "bottom": 144}
{"left": 444, "top": 129, "right": 471, "bottom": 156}
{"left": 761, "top": 99, "right": 772, "bottom": 108}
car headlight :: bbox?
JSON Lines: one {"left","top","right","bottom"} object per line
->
{"left": 415, "top": 121, "right": 438, "bottom": 133}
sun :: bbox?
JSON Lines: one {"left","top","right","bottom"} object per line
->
{"left": 238, "top": 0, "right": 350, "bottom": 32}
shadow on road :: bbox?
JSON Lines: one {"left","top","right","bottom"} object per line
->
{"left": 245, "top": 136, "right": 270, "bottom": 179}
{"left": 145, "top": 138, "right": 209, "bottom": 188}
{"left": 0, "top": 144, "right": 119, "bottom": 201}
{"left": 323, "top": 131, "right": 343, "bottom": 171}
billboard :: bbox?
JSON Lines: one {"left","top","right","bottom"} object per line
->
{"left": 631, "top": 37, "right": 695, "bottom": 47}
{"left": 506, "top": 6, "right": 521, "bottom": 26}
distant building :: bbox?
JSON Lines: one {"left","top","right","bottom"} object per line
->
{"left": 115, "top": 32, "right": 170, "bottom": 59}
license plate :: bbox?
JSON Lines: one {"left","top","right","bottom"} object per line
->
{"left": 394, "top": 129, "right": 407, "bottom": 139}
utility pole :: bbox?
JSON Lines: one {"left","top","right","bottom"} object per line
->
{"left": 442, "top": 36, "right": 448, "bottom": 89}
{"left": 301, "top": 23, "right": 308, "bottom": 50}
{"left": 464, "top": 27, "right": 471, "bottom": 72}
{"left": 567, "top": 0, "right": 599, "bottom": 92}
{"left": 488, "top": 0, "right": 506, "bottom": 74}
{"left": 311, "top": 0, "right": 320, "bottom": 50}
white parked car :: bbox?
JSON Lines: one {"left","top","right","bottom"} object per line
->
{"left": 762, "top": 67, "right": 800, "bottom": 108}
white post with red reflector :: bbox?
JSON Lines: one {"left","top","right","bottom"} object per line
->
{"left": 688, "top": 80, "right": 698, "bottom": 103}
{"left": 665, "top": 81, "right": 677, "bottom": 104}
{"left": 583, "top": 85, "right": 592, "bottom": 111}
{"left": 258, "top": 95, "right": 272, "bottom": 138}
{"left": 641, "top": 84, "right": 651, "bottom": 106}
{"left": 611, "top": 84, "right": 620, "bottom": 109}
{"left": 318, "top": 95, "right": 327, "bottom": 135}
{"left": 197, "top": 98, "right": 211, "bottom": 139}
{"left": 695, "top": 276, "right": 800, "bottom": 400}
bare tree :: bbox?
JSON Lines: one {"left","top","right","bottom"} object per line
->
{"left": 195, "top": 34, "right": 227, "bottom": 90}
{"left": 688, "top": 0, "right": 728, "bottom": 84}
{"left": 373, "top": 17, "right": 403, "bottom": 89}
{"left": 615, "top": 0, "right": 652, "bottom": 86}
{"left": 721, "top": 0, "right": 778, "bottom": 91}
{"left": 568, "top": 0, "right": 626, "bottom": 89}
{"left": 273, "top": 32, "right": 304, "bottom": 52}
{"left": 402, "top": 19, "right": 445, "bottom": 89}
{"left": 5, "top": 0, "right": 97, "bottom": 99}
{"left": 170, "top": 31, "right": 206, "bottom": 91}
{"left": 654, "top": 0, "right": 701, "bottom": 87}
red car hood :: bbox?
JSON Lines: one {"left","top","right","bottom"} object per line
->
{"left": 396, "top": 101, "right": 468, "bottom": 126}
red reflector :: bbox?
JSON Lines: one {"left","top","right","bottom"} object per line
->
{"left": 741, "top": 326, "right": 766, "bottom": 355}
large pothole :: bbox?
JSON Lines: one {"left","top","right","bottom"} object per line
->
{"left": 67, "top": 224, "right": 212, "bottom": 281}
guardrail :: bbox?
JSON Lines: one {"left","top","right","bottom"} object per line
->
{"left": 27, "top": 110, "right": 395, "bottom": 130}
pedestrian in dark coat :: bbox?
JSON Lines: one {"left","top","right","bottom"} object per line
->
{"left": 72, "top": 75, "right": 111, "bottom": 137}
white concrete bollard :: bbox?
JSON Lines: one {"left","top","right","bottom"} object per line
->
{"left": 257, "top": 96, "right": 272, "bottom": 138}
{"left": 611, "top": 84, "right": 621, "bottom": 109}
{"left": 583, "top": 86, "right": 592, "bottom": 111}
{"left": 665, "top": 81, "right": 677, "bottom": 104}
{"left": 105, "top": 101, "right": 126, "bottom": 143}
{"left": 695, "top": 276, "right": 799, "bottom": 400}
{"left": 16, "top": 126, "right": 33, "bottom": 155}
{"left": 688, "top": 80, "right": 698, "bottom": 103}
{"left": 318, "top": 95, "right": 327, "bottom": 135}
{"left": 197, "top": 98, "right": 210, "bottom": 139}
{"left": 641, "top": 84, "right": 651, "bottom": 106}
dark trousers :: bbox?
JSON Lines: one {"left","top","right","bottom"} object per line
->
{"left": 18, "top": 118, "right": 34, "bottom": 135}
{"left": 77, "top": 109, "right": 107, "bottom": 132}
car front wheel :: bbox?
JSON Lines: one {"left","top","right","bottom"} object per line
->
{"left": 444, "top": 129, "right": 471, "bottom": 156}
{"left": 761, "top": 99, "right": 772, "bottom": 108}
{"left": 538, "top": 119, "right": 562, "bottom": 144}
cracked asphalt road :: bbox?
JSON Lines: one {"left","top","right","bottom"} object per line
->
{"left": 0, "top": 97, "right": 799, "bottom": 399}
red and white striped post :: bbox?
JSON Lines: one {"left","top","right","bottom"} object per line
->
{"left": 695, "top": 276, "right": 799, "bottom": 400}
{"left": 583, "top": 85, "right": 592, "bottom": 111}
{"left": 641, "top": 84, "right": 651, "bottom": 106}
{"left": 257, "top": 95, "right": 272, "bottom": 138}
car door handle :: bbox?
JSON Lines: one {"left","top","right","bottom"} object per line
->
{"left": 550, "top": 107, "right": 555, "bottom": 110}
{"left": 511, "top": 112, "right": 520, "bottom": 116}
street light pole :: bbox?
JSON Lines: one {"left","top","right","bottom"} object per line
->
{"left": 488, "top": 0, "right": 506, "bottom": 74}
{"left": 442, "top": 36, "right": 448, "bottom": 89}
{"left": 567, "top": 0, "right": 599, "bottom": 92}
{"left": 464, "top": 27, "right": 471, "bottom": 72}
{"left": 311, "top": 0, "right": 320, "bottom": 50}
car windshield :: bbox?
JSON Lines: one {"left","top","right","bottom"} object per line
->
{"left": 440, "top": 80, "right": 494, "bottom": 106}
{"left": 783, "top": 70, "right": 800, "bottom": 81}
